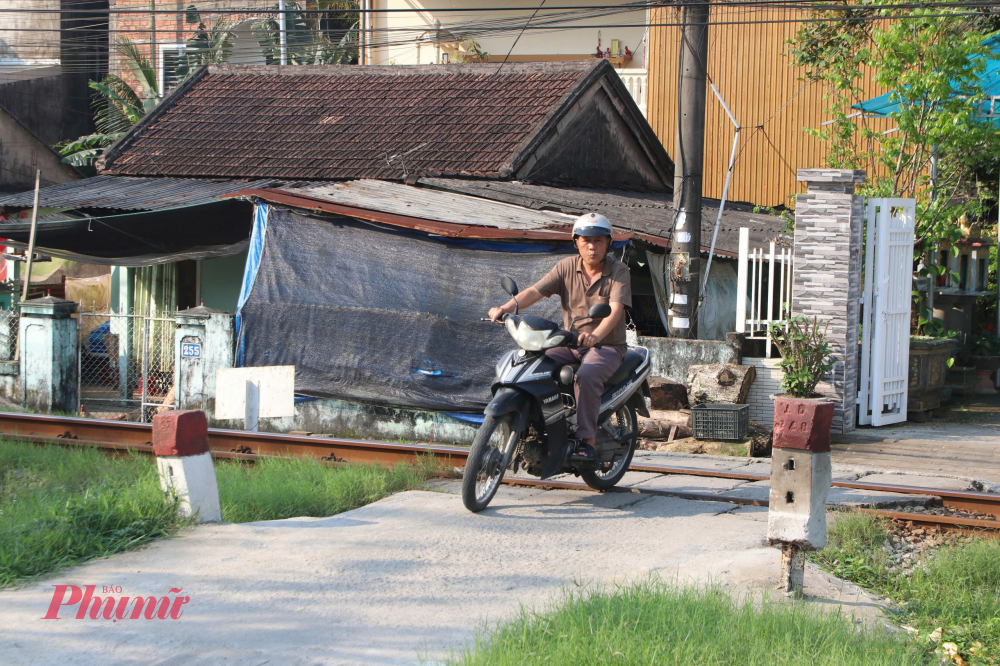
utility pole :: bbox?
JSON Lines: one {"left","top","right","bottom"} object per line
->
{"left": 668, "top": 0, "right": 709, "bottom": 339}
{"left": 20, "top": 170, "right": 41, "bottom": 304}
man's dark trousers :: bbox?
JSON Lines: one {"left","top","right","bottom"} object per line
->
{"left": 544, "top": 347, "right": 622, "bottom": 441}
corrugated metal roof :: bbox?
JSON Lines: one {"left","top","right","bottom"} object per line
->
{"left": 279, "top": 180, "right": 576, "bottom": 231}
{"left": 418, "top": 178, "right": 791, "bottom": 255}
{"left": 0, "top": 175, "right": 278, "bottom": 212}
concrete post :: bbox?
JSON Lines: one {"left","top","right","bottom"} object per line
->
{"left": 19, "top": 296, "right": 78, "bottom": 413}
{"left": 153, "top": 410, "right": 221, "bottom": 523}
{"left": 174, "top": 305, "right": 234, "bottom": 418}
{"left": 793, "top": 169, "right": 866, "bottom": 434}
{"left": 768, "top": 396, "right": 834, "bottom": 596}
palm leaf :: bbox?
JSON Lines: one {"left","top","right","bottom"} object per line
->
{"left": 115, "top": 37, "right": 159, "bottom": 99}
{"left": 90, "top": 78, "right": 145, "bottom": 134}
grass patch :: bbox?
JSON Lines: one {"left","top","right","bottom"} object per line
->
{"left": 452, "top": 581, "right": 928, "bottom": 666}
{"left": 1, "top": 440, "right": 436, "bottom": 587}
{"left": 214, "top": 456, "right": 436, "bottom": 523}
{"left": 0, "top": 440, "right": 185, "bottom": 588}
{"left": 814, "top": 512, "right": 1000, "bottom": 665}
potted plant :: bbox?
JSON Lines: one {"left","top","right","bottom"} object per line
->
{"left": 769, "top": 317, "right": 836, "bottom": 450}
{"left": 965, "top": 331, "right": 1000, "bottom": 394}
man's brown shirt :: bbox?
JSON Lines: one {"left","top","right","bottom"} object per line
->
{"left": 532, "top": 253, "right": 632, "bottom": 358}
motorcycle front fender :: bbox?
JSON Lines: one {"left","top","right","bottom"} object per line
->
{"left": 539, "top": 418, "right": 568, "bottom": 480}
{"left": 484, "top": 387, "right": 531, "bottom": 435}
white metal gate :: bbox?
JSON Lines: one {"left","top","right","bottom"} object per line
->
{"left": 859, "top": 199, "right": 916, "bottom": 426}
{"left": 735, "top": 227, "right": 793, "bottom": 357}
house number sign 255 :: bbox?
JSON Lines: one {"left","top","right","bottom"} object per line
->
{"left": 181, "top": 343, "right": 202, "bottom": 359}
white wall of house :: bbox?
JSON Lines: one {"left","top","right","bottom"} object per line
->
{"left": 368, "top": 0, "right": 647, "bottom": 68}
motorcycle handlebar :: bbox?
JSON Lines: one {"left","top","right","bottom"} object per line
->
{"left": 567, "top": 331, "right": 602, "bottom": 349}
{"left": 481, "top": 318, "right": 602, "bottom": 349}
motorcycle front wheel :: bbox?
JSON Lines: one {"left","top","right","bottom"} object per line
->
{"left": 461, "top": 414, "right": 515, "bottom": 512}
{"left": 581, "top": 405, "right": 638, "bottom": 491}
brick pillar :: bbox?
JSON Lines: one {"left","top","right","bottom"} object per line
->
{"left": 793, "top": 169, "right": 865, "bottom": 434}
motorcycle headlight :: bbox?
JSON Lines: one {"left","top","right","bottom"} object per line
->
{"left": 542, "top": 334, "right": 567, "bottom": 349}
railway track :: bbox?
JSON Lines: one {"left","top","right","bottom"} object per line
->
{"left": 4, "top": 411, "right": 999, "bottom": 534}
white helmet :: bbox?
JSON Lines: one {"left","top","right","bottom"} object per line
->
{"left": 572, "top": 212, "right": 612, "bottom": 238}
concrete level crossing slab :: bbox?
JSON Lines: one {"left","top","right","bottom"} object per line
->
{"left": 0, "top": 485, "right": 889, "bottom": 666}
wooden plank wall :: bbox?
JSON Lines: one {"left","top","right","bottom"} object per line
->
{"left": 647, "top": 5, "right": 890, "bottom": 207}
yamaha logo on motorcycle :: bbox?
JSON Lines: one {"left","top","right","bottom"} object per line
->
{"left": 463, "top": 280, "right": 651, "bottom": 513}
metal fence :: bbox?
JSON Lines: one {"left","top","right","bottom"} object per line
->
{"left": 78, "top": 307, "right": 176, "bottom": 422}
{"left": 735, "top": 227, "right": 794, "bottom": 358}
{"left": 0, "top": 309, "right": 17, "bottom": 361}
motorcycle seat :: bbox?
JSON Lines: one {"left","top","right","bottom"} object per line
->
{"left": 604, "top": 348, "right": 646, "bottom": 387}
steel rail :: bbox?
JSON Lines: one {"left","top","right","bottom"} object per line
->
{"left": 0, "top": 412, "right": 470, "bottom": 466}
{"left": 506, "top": 478, "right": 1000, "bottom": 535}
{"left": 631, "top": 462, "right": 1000, "bottom": 519}
{"left": 4, "top": 411, "right": 999, "bottom": 532}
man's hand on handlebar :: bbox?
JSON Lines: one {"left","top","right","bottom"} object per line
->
{"left": 577, "top": 332, "right": 599, "bottom": 348}
{"left": 488, "top": 306, "right": 508, "bottom": 323}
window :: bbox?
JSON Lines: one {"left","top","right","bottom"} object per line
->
{"left": 959, "top": 254, "right": 969, "bottom": 290}
{"left": 979, "top": 258, "right": 988, "bottom": 291}
{"left": 158, "top": 44, "right": 186, "bottom": 95}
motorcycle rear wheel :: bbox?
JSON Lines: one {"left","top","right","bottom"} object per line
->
{"left": 461, "top": 414, "right": 515, "bottom": 512}
{"left": 581, "top": 405, "right": 638, "bottom": 491}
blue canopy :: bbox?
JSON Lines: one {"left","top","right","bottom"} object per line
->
{"left": 854, "top": 34, "right": 1000, "bottom": 120}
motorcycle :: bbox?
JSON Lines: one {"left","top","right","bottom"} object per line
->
{"left": 462, "top": 277, "right": 651, "bottom": 513}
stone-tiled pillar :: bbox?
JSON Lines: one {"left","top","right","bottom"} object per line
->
{"left": 793, "top": 169, "right": 865, "bottom": 434}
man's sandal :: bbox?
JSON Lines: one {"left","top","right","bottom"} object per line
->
{"left": 570, "top": 442, "right": 597, "bottom": 462}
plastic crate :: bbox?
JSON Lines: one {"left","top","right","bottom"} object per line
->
{"left": 691, "top": 403, "right": 750, "bottom": 441}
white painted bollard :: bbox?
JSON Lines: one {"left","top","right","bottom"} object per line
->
{"left": 153, "top": 409, "right": 221, "bottom": 523}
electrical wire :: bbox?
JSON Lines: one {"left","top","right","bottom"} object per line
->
{"left": 5, "top": 1, "right": 1000, "bottom": 14}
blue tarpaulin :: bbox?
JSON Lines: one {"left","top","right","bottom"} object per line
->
{"left": 235, "top": 202, "right": 270, "bottom": 367}
{"left": 855, "top": 35, "right": 1000, "bottom": 120}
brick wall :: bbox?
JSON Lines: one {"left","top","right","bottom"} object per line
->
{"left": 744, "top": 357, "right": 782, "bottom": 426}
{"left": 743, "top": 357, "right": 839, "bottom": 427}
{"left": 108, "top": 0, "right": 272, "bottom": 89}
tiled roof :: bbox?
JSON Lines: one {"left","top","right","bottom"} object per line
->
{"left": 100, "top": 62, "right": 608, "bottom": 180}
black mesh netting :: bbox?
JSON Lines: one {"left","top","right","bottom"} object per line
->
{"left": 238, "top": 208, "right": 568, "bottom": 411}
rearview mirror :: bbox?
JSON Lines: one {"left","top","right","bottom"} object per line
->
{"left": 588, "top": 303, "right": 612, "bottom": 319}
{"left": 501, "top": 277, "right": 519, "bottom": 296}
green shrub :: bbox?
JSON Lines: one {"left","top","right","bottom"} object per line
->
{"left": 770, "top": 316, "right": 836, "bottom": 397}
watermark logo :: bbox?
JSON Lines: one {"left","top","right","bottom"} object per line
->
{"left": 43, "top": 585, "right": 190, "bottom": 621}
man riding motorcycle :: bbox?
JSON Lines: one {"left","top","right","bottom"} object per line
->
{"left": 488, "top": 212, "right": 631, "bottom": 460}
